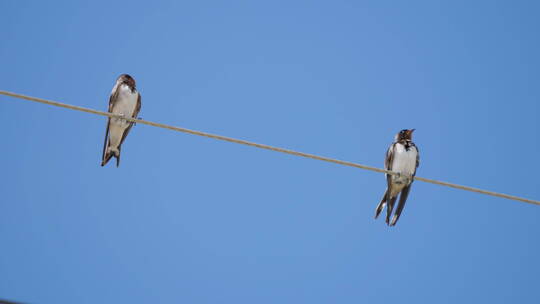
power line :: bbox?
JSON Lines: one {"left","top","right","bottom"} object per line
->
{"left": 1, "top": 90, "right": 538, "bottom": 206}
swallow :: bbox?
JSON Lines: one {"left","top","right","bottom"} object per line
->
{"left": 101, "top": 74, "right": 141, "bottom": 167}
{"left": 374, "top": 129, "right": 420, "bottom": 226}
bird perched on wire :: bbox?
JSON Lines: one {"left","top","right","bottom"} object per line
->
{"left": 101, "top": 74, "right": 141, "bottom": 167}
{"left": 375, "top": 129, "right": 420, "bottom": 226}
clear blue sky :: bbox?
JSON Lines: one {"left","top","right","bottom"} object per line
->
{"left": 1, "top": 1, "right": 539, "bottom": 303}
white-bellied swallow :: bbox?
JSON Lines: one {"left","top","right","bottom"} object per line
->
{"left": 374, "top": 129, "right": 420, "bottom": 226}
{"left": 101, "top": 74, "right": 141, "bottom": 167}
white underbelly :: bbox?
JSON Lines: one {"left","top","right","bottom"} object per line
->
{"left": 109, "top": 123, "right": 128, "bottom": 149}
{"left": 389, "top": 182, "right": 407, "bottom": 197}
{"left": 112, "top": 86, "right": 138, "bottom": 118}
{"left": 391, "top": 145, "right": 417, "bottom": 176}
{"left": 388, "top": 144, "right": 417, "bottom": 195}
{"left": 109, "top": 85, "right": 138, "bottom": 149}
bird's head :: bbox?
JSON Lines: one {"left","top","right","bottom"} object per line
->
{"left": 395, "top": 129, "right": 415, "bottom": 142}
{"left": 117, "top": 74, "right": 136, "bottom": 90}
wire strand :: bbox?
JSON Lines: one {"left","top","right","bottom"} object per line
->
{"left": 1, "top": 90, "right": 538, "bottom": 206}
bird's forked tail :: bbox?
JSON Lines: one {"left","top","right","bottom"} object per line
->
{"left": 101, "top": 147, "right": 121, "bottom": 167}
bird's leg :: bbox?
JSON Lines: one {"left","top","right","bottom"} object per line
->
{"left": 113, "top": 113, "right": 125, "bottom": 122}
{"left": 404, "top": 174, "right": 413, "bottom": 184}
{"left": 119, "top": 113, "right": 129, "bottom": 124}
{"left": 393, "top": 172, "right": 404, "bottom": 184}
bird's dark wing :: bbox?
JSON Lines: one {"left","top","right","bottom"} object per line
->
{"left": 101, "top": 120, "right": 112, "bottom": 166}
{"left": 101, "top": 89, "right": 119, "bottom": 165}
{"left": 413, "top": 144, "right": 420, "bottom": 176}
{"left": 385, "top": 143, "right": 395, "bottom": 171}
{"left": 135, "top": 93, "right": 142, "bottom": 116}
{"left": 390, "top": 184, "right": 412, "bottom": 226}
{"left": 119, "top": 92, "right": 141, "bottom": 147}
{"left": 377, "top": 143, "right": 395, "bottom": 223}
{"left": 384, "top": 143, "right": 396, "bottom": 192}
{"left": 374, "top": 188, "right": 388, "bottom": 219}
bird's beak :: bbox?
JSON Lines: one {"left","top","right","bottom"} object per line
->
{"left": 408, "top": 129, "right": 415, "bottom": 136}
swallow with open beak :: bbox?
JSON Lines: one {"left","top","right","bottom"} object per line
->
{"left": 374, "top": 129, "right": 420, "bottom": 226}
{"left": 101, "top": 74, "right": 141, "bottom": 167}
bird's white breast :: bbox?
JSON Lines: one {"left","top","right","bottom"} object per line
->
{"left": 391, "top": 143, "right": 418, "bottom": 176}
{"left": 112, "top": 84, "right": 138, "bottom": 118}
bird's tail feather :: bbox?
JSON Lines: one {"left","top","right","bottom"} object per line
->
{"left": 101, "top": 147, "right": 120, "bottom": 167}
{"left": 385, "top": 196, "right": 398, "bottom": 226}
{"left": 375, "top": 190, "right": 388, "bottom": 219}
{"left": 101, "top": 150, "right": 113, "bottom": 166}
{"left": 390, "top": 185, "right": 412, "bottom": 226}
{"left": 115, "top": 149, "right": 121, "bottom": 167}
